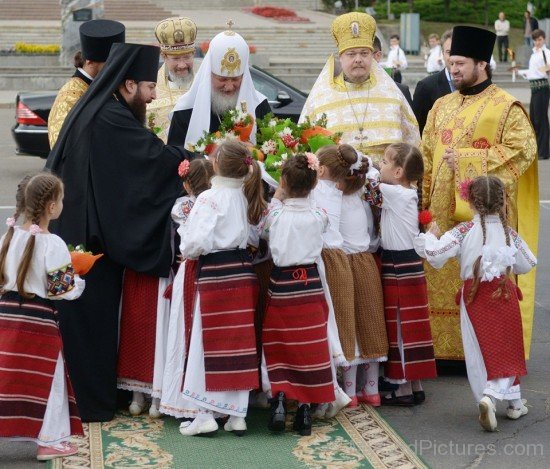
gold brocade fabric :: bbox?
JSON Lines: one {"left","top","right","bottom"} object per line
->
{"left": 146, "top": 64, "right": 190, "bottom": 143}
{"left": 299, "top": 55, "right": 420, "bottom": 166}
{"left": 47, "top": 77, "right": 89, "bottom": 148}
{"left": 422, "top": 85, "right": 539, "bottom": 360}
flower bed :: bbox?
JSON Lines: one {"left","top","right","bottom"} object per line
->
{"left": 246, "top": 6, "right": 310, "bottom": 23}
{"left": 14, "top": 42, "right": 60, "bottom": 54}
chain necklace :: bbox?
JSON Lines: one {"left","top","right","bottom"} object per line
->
{"left": 344, "top": 80, "right": 371, "bottom": 145}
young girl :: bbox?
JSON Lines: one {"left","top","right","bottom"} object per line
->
{"left": 337, "top": 151, "right": 389, "bottom": 407}
{"left": 160, "top": 158, "right": 214, "bottom": 419}
{"left": 0, "top": 173, "right": 85, "bottom": 461}
{"left": 178, "top": 140, "right": 264, "bottom": 437}
{"left": 260, "top": 153, "right": 334, "bottom": 436}
{"left": 365, "top": 143, "right": 437, "bottom": 406}
{"left": 414, "top": 176, "right": 536, "bottom": 431}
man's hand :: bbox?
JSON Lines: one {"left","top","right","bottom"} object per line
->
{"left": 443, "top": 147, "right": 456, "bottom": 170}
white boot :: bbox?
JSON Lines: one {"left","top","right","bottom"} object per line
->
{"left": 325, "top": 387, "right": 352, "bottom": 418}
{"left": 478, "top": 396, "right": 497, "bottom": 432}
{"left": 129, "top": 391, "right": 145, "bottom": 416}
{"left": 149, "top": 397, "right": 162, "bottom": 418}
{"left": 179, "top": 412, "right": 218, "bottom": 436}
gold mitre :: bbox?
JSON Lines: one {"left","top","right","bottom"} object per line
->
{"left": 155, "top": 17, "right": 197, "bottom": 55}
{"left": 331, "top": 12, "right": 376, "bottom": 54}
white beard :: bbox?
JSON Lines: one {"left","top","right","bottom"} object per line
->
{"left": 211, "top": 88, "right": 239, "bottom": 116}
{"left": 168, "top": 70, "right": 194, "bottom": 89}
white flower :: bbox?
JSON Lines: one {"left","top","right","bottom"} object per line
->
{"left": 195, "top": 143, "right": 206, "bottom": 153}
{"left": 269, "top": 119, "right": 277, "bottom": 127}
{"left": 278, "top": 127, "right": 293, "bottom": 137}
{"left": 281, "top": 153, "right": 288, "bottom": 160}
{"left": 272, "top": 161, "right": 283, "bottom": 168}
{"left": 261, "top": 139, "right": 277, "bottom": 154}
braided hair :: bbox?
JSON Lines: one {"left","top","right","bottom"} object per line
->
{"left": 317, "top": 144, "right": 359, "bottom": 182}
{"left": 0, "top": 174, "right": 33, "bottom": 292}
{"left": 466, "top": 175, "right": 510, "bottom": 304}
{"left": 16, "top": 173, "right": 64, "bottom": 298}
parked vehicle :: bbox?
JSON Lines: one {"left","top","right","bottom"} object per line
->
{"left": 11, "top": 65, "right": 307, "bottom": 158}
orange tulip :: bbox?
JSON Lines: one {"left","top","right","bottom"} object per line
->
{"left": 70, "top": 252, "right": 103, "bottom": 276}
{"left": 300, "top": 126, "right": 332, "bottom": 144}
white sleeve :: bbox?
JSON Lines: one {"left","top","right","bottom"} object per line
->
{"left": 181, "top": 193, "right": 219, "bottom": 259}
{"left": 510, "top": 229, "right": 537, "bottom": 274}
{"left": 400, "top": 48, "right": 408, "bottom": 70}
{"left": 258, "top": 198, "right": 283, "bottom": 241}
{"left": 379, "top": 183, "right": 402, "bottom": 209}
{"left": 414, "top": 231, "right": 461, "bottom": 269}
{"left": 45, "top": 236, "right": 85, "bottom": 300}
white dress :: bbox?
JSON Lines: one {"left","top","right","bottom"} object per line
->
{"left": 0, "top": 227, "right": 84, "bottom": 446}
{"left": 180, "top": 176, "right": 252, "bottom": 417}
{"left": 160, "top": 196, "right": 201, "bottom": 418}
{"left": 414, "top": 215, "right": 537, "bottom": 402}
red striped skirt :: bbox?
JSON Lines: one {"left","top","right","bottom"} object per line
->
{"left": 197, "top": 249, "right": 259, "bottom": 391}
{"left": 0, "top": 292, "right": 82, "bottom": 438}
{"left": 463, "top": 277, "right": 527, "bottom": 381}
{"left": 117, "top": 269, "right": 159, "bottom": 385}
{"left": 381, "top": 249, "right": 437, "bottom": 381}
{"left": 262, "top": 264, "right": 335, "bottom": 403}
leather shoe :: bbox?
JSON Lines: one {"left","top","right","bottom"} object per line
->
{"left": 413, "top": 390, "right": 426, "bottom": 405}
{"left": 379, "top": 377, "right": 399, "bottom": 392}
{"left": 293, "top": 404, "right": 312, "bottom": 436}
{"left": 268, "top": 391, "right": 286, "bottom": 432}
{"left": 380, "top": 391, "right": 415, "bottom": 407}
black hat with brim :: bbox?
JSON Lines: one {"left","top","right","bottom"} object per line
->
{"left": 80, "top": 19, "right": 126, "bottom": 62}
{"left": 124, "top": 44, "right": 160, "bottom": 82}
{"left": 450, "top": 26, "right": 496, "bottom": 63}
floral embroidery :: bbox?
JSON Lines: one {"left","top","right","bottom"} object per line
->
{"left": 472, "top": 137, "right": 491, "bottom": 149}
{"left": 449, "top": 221, "right": 474, "bottom": 242}
{"left": 425, "top": 239, "right": 459, "bottom": 257}
{"left": 510, "top": 229, "right": 537, "bottom": 267}
{"left": 364, "top": 178, "right": 383, "bottom": 208}
{"left": 441, "top": 129, "right": 453, "bottom": 145}
{"left": 47, "top": 264, "right": 75, "bottom": 297}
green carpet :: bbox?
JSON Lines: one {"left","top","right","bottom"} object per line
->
{"left": 49, "top": 405, "right": 427, "bottom": 468}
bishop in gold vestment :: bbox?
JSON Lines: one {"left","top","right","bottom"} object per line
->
{"left": 48, "top": 19, "right": 125, "bottom": 148}
{"left": 422, "top": 26, "right": 539, "bottom": 360}
{"left": 300, "top": 13, "right": 419, "bottom": 166}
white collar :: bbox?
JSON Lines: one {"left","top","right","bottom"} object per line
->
{"left": 78, "top": 67, "right": 94, "bottom": 81}
{"left": 211, "top": 175, "right": 244, "bottom": 189}
{"left": 283, "top": 197, "right": 311, "bottom": 208}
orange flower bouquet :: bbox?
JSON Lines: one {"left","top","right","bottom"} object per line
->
{"left": 68, "top": 244, "right": 103, "bottom": 276}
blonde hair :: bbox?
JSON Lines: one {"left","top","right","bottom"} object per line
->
{"left": 215, "top": 140, "right": 266, "bottom": 224}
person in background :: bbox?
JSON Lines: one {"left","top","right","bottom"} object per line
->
{"left": 426, "top": 33, "right": 444, "bottom": 74}
{"left": 524, "top": 11, "right": 539, "bottom": 47}
{"left": 384, "top": 34, "right": 408, "bottom": 83}
{"left": 494, "top": 12, "right": 510, "bottom": 63}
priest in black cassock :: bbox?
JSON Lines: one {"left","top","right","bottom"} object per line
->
{"left": 45, "top": 43, "right": 188, "bottom": 422}
{"left": 168, "top": 28, "right": 271, "bottom": 148}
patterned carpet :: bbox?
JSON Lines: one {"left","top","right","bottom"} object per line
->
{"left": 48, "top": 405, "right": 427, "bottom": 469}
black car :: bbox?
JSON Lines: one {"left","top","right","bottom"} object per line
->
{"left": 11, "top": 66, "right": 307, "bottom": 158}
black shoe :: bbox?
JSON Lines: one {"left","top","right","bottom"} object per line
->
{"left": 413, "top": 390, "right": 426, "bottom": 405}
{"left": 380, "top": 391, "right": 415, "bottom": 407}
{"left": 293, "top": 404, "right": 312, "bottom": 436}
{"left": 268, "top": 391, "right": 286, "bottom": 432}
{"left": 379, "top": 376, "right": 399, "bottom": 392}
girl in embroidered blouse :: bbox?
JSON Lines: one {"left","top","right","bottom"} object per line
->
{"left": 414, "top": 176, "right": 537, "bottom": 432}
{"left": 178, "top": 140, "right": 265, "bottom": 437}
{"left": 0, "top": 173, "right": 85, "bottom": 461}
{"left": 365, "top": 143, "right": 437, "bottom": 407}
{"left": 160, "top": 158, "right": 214, "bottom": 420}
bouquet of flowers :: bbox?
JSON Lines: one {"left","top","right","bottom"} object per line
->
{"left": 68, "top": 244, "right": 103, "bottom": 276}
{"left": 255, "top": 113, "right": 340, "bottom": 182}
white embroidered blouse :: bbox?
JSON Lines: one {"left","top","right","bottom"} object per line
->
{"left": 259, "top": 197, "right": 328, "bottom": 267}
{"left": 181, "top": 176, "right": 249, "bottom": 259}
{"left": 339, "top": 189, "right": 378, "bottom": 254}
{"left": 311, "top": 179, "right": 344, "bottom": 249}
{"left": 414, "top": 215, "right": 537, "bottom": 281}
{"left": 171, "top": 195, "right": 196, "bottom": 254}
{"left": 0, "top": 228, "right": 84, "bottom": 300}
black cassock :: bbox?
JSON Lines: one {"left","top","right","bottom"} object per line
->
{"left": 46, "top": 45, "right": 187, "bottom": 422}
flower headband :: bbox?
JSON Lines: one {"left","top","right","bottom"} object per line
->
{"left": 305, "top": 152, "right": 319, "bottom": 171}
{"left": 178, "top": 160, "right": 190, "bottom": 178}
{"left": 459, "top": 178, "right": 474, "bottom": 201}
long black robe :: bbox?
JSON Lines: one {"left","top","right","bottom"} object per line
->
{"left": 46, "top": 44, "right": 187, "bottom": 422}
{"left": 167, "top": 99, "right": 272, "bottom": 146}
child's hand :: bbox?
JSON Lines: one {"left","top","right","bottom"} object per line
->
{"left": 428, "top": 221, "right": 441, "bottom": 237}
{"left": 274, "top": 187, "right": 286, "bottom": 201}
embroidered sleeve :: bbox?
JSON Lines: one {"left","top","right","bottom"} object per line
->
{"left": 172, "top": 197, "right": 195, "bottom": 226}
{"left": 509, "top": 228, "right": 537, "bottom": 273}
{"left": 414, "top": 230, "right": 461, "bottom": 269}
{"left": 259, "top": 199, "right": 283, "bottom": 240}
{"left": 45, "top": 235, "right": 85, "bottom": 300}
{"left": 364, "top": 177, "right": 383, "bottom": 207}
{"left": 449, "top": 221, "right": 475, "bottom": 242}
{"left": 47, "top": 265, "right": 76, "bottom": 297}
{"left": 181, "top": 193, "right": 219, "bottom": 259}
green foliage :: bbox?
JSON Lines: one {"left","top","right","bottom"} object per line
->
{"left": 371, "top": 1, "right": 532, "bottom": 28}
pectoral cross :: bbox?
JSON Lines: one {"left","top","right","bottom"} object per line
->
{"left": 227, "top": 19, "right": 234, "bottom": 30}
{"left": 354, "top": 127, "right": 368, "bottom": 143}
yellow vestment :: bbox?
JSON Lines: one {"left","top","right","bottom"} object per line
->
{"left": 146, "top": 64, "right": 191, "bottom": 143}
{"left": 300, "top": 55, "right": 420, "bottom": 165}
{"left": 48, "top": 76, "right": 89, "bottom": 148}
{"left": 422, "top": 84, "right": 539, "bottom": 360}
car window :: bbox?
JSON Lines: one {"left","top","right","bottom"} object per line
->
{"left": 250, "top": 74, "right": 278, "bottom": 101}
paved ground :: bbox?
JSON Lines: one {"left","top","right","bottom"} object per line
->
{"left": 0, "top": 103, "right": 549, "bottom": 468}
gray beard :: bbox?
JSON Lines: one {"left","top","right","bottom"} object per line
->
{"left": 168, "top": 70, "right": 194, "bottom": 89}
{"left": 211, "top": 89, "right": 239, "bottom": 116}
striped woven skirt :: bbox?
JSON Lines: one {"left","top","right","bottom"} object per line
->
{"left": 197, "top": 249, "right": 259, "bottom": 392}
{"left": 262, "top": 264, "right": 335, "bottom": 403}
{"left": 0, "top": 291, "right": 83, "bottom": 439}
{"left": 381, "top": 249, "right": 437, "bottom": 381}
